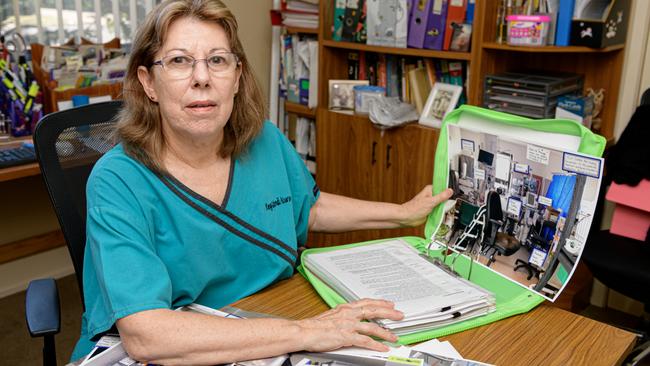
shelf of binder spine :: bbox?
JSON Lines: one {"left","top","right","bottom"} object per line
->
{"left": 332, "top": 0, "right": 475, "bottom": 54}
{"left": 483, "top": 72, "right": 584, "bottom": 119}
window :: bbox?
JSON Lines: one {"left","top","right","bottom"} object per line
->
{"left": 1, "top": 0, "right": 156, "bottom": 47}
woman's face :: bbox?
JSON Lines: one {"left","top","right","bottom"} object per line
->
{"left": 138, "top": 17, "right": 241, "bottom": 143}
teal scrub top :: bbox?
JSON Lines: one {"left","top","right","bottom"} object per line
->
{"left": 71, "top": 122, "right": 319, "bottom": 360}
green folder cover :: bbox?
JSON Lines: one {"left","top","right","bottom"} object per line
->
{"left": 298, "top": 105, "right": 606, "bottom": 345}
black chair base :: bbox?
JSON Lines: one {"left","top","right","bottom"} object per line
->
{"left": 514, "top": 259, "right": 540, "bottom": 281}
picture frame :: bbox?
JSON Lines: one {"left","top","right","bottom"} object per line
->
{"left": 449, "top": 23, "right": 473, "bottom": 52}
{"left": 328, "top": 79, "right": 369, "bottom": 111}
{"left": 419, "top": 82, "right": 463, "bottom": 128}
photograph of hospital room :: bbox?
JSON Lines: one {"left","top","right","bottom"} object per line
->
{"left": 437, "top": 125, "right": 601, "bottom": 300}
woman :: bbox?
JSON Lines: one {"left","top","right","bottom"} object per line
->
{"left": 72, "top": 0, "right": 453, "bottom": 364}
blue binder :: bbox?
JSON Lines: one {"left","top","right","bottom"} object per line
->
{"left": 555, "top": 0, "right": 576, "bottom": 46}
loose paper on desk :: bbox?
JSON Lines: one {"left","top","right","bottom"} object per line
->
{"left": 293, "top": 338, "right": 493, "bottom": 366}
{"left": 304, "top": 239, "right": 495, "bottom": 335}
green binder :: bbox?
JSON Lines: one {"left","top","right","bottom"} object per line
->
{"left": 298, "top": 105, "right": 606, "bottom": 345}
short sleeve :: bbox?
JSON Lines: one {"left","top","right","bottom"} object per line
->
{"left": 267, "top": 123, "right": 320, "bottom": 245}
{"left": 83, "top": 161, "right": 172, "bottom": 337}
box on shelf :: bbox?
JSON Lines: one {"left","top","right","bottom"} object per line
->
{"left": 506, "top": 15, "right": 551, "bottom": 46}
{"left": 570, "top": 0, "right": 630, "bottom": 48}
{"left": 353, "top": 85, "right": 385, "bottom": 114}
{"left": 483, "top": 72, "right": 584, "bottom": 119}
{"left": 555, "top": 94, "right": 594, "bottom": 129}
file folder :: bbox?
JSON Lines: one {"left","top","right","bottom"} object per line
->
{"left": 554, "top": 0, "right": 576, "bottom": 46}
{"left": 407, "top": 0, "right": 433, "bottom": 49}
{"left": 443, "top": 0, "right": 467, "bottom": 50}
{"left": 423, "top": 0, "right": 448, "bottom": 50}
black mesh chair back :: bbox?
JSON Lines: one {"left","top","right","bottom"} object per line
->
{"left": 486, "top": 191, "right": 503, "bottom": 222}
{"left": 34, "top": 101, "right": 122, "bottom": 306}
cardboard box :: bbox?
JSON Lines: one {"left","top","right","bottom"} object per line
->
{"left": 555, "top": 94, "right": 594, "bottom": 128}
{"left": 570, "top": 0, "right": 630, "bottom": 48}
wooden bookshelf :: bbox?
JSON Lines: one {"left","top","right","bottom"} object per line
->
{"left": 321, "top": 40, "right": 472, "bottom": 61}
{"left": 0, "top": 230, "right": 65, "bottom": 265}
{"left": 469, "top": 1, "right": 627, "bottom": 141}
{"left": 285, "top": 101, "right": 316, "bottom": 118}
{"left": 482, "top": 42, "right": 625, "bottom": 53}
{"left": 285, "top": 26, "right": 318, "bottom": 35}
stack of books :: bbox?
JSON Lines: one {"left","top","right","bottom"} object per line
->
{"left": 303, "top": 239, "right": 496, "bottom": 336}
{"left": 281, "top": 0, "right": 319, "bottom": 29}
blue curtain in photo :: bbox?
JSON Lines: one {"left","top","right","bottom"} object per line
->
{"left": 542, "top": 174, "right": 576, "bottom": 241}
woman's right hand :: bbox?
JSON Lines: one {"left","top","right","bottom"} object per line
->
{"left": 296, "top": 298, "right": 404, "bottom": 352}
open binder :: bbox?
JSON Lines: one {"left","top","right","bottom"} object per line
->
{"left": 298, "top": 105, "right": 606, "bottom": 344}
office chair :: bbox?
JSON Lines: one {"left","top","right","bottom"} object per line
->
{"left": 24, "top": 101, "right": 123, "bottom": 366}
{"left": 514, "top": 213, "right": 558, "bottom": 280}
{"left": 481, "top": 191, "right": 519, "bottom": 267}
{"left": 582, "top": 90, "right": 650, "bottom": 365}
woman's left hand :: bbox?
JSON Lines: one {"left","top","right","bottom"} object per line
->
{"left": 398, "top": 186, "right": 453, "bottom": 227}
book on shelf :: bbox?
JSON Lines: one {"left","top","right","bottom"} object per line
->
{"left": 303, "top": 239, "right": 496, "bottom": 336}
{"left": 343, "top": 51, "right": 468, "bottom": 110}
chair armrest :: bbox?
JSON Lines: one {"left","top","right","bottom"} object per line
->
{"left": 25, "top": 278, "right": 61, "bottom": 337}
{"left": 489, "top": 219, "right": 504, "bottom": 227}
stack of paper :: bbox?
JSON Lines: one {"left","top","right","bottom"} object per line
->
{"left": 282, "top": 0, "right": 319, "bottom": 29}
{"left": 303, "top": 239, "right": 496, "bottom": 336}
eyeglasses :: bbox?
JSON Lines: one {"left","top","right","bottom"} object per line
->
{"left": 152, "top": 52, "right": 240, "bottom": 79}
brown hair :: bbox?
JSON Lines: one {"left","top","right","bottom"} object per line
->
{"left": 116, "top": 0, "right": 266, "bottom": 171}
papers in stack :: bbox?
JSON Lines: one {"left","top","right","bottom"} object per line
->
{"left": 281, "top": 0, "right": 319, "bottom": 29}
{"left": 303, "top": 239, "right": 496, "bottom": 336}
{"left": 282, "top": 12, "right": 319, "bottom": 29}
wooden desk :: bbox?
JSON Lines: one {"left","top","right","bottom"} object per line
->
{"left": 233, "top": 275, "right": 636, "bottom": 366}
{"left": 0, "top": 141, "right": 65, "bottom": 263}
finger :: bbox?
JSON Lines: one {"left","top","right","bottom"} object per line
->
{"left": 354, "top": 321, "right": 399, "bottom": 343}
{"left": 349, "top": 298, "right": 397, "bottom": 309}
{"left": 358, "top": 306, "right": 404, "bottom": 321}
{"left": 432, "top": 188, "right": 454, "bottom": 205}
{"left": 351, "top": 334, "right": 391, "bottom": 352}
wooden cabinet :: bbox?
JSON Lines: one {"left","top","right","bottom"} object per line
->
{"left": 307, "top": 0, "right": 628, "bottom": 250}
{"left": 308, "top": 111, "right": 439, "bottom": 247}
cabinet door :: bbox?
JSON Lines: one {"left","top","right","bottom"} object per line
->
{"left": 382, "top": 124, "right": 439, "bottom": 203}
{"left": 376, "top": 124, "right": 440, "bottom": 239}
{"left": 315, "top": 111, "right": 383, "bottom": 201}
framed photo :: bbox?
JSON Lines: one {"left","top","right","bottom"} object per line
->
{"left": 328, "top": 80, "right": 369, "bottom": 111}
{"left": 419, "top": 82, "right": 463, "bottom": 128}
{"left": 449, "top": 23, "right": 473, "bottom": 52}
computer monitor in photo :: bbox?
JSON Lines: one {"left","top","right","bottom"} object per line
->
{"left": 478, "top": 149, "right": 494, "bottom": 166}
{"left": 526, "top": 191, "right": 537, "bottom": 206}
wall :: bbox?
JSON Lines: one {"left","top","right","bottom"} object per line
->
{"left": 222, "top": 0, "right": 273, "bottom": 109}
{"left": 613, "top": 0, "right": 650, "bottom": 139}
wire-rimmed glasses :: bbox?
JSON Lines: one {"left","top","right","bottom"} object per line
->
{"left": 152, "top": 52, "right": 240, "bottom": 79}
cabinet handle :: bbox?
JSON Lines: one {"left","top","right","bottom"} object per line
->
{"left": 371, "top": 141, "right": 377, "bottom": 165}
{"left": 386, "top": 144, "right": 392, "bottom": 169}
